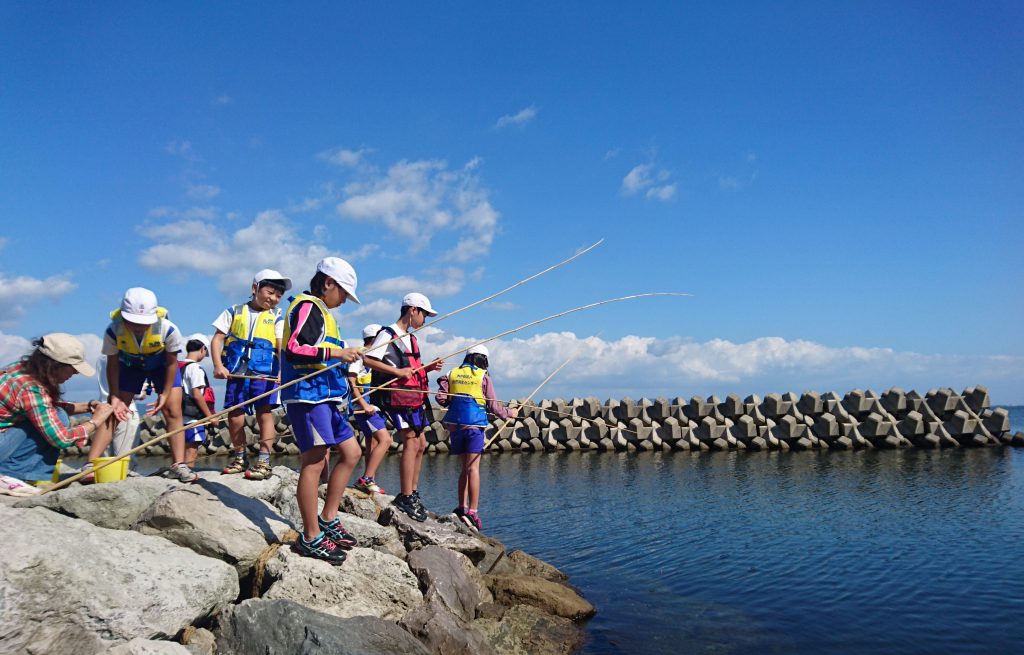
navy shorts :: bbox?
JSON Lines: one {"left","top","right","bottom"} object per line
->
{"left": 385, "top": 407, "right": 427, "bottom": 433}
{"left": 225, "top": 377, "right": 280, "bottom": 412}
{"left": 449, "top": 426, "right": 485, "bottom": 455}
{"left": 184, "top": 423, "right": 206, "bottom": 444}
{"left": 286, "top": 402, "right": 354, "bottom": 453}
{"left": 120, "top": 366, "right": 181, "bottom": 395}
{"left": 353, "top": 411, "right": 387, "bottom": 438}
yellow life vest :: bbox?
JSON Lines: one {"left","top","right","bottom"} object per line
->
{"left": 222, "top": 303, "right": 281, "bottom": 375}
{"left": 280, "top": 293, "right": 347, "bottom": 403}
{"left": 444, "top": 364, "right": 488, "bottom": 426}
{"left": 107, "top": 308, "right": 170, "bottom": 370}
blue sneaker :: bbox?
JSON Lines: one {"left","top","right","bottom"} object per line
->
{"left": 318, "top": 516, "right": 358, "bottom": 549}
{"left": 291, "top": 532, "right": 346, "bottom": 565}
{"left": 394, "top": 493, "right": 427, "bottom": 522}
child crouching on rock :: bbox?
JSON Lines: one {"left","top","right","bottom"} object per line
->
{"left": 435, "top": 344, "right": 517, "bottom": 531}
{"left": 281, "top": 257, "right": 364, "bottom": 564}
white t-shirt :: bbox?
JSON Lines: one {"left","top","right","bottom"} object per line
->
{"left": 212, "top": 305, "right": 285, "bottom": 339}
{"left": 180, "top": 360, "right": 209, "bottom": 425}
{"left": 364, "top": 323, "right": 413, "bottom": 365}
{"left": 101, "top": 318, "right": 185, "bottom": 358}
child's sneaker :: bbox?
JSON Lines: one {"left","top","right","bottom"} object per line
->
{"left": 222, "top": 454, "right": 247, "bottom": 475}
{"left": 318, "top": 516, "right": 358, "bottom": 549}
{"left": 0, "top": 474, "right": 42, "bottom": 497}
{"left": 394, "top": 493, "right": 427, "bottom": 522}
{"left": 163, "top": 463, "right": 198, "bottom": 483}
{"left": 452, "top": 506, "right": 467, "bottom": 521}
{"left": 411, "top": 489, "right": 429, "bottom": 516}
{"left": 464, "top": 509, "right": 482, "bottom": 531}
{"left": 291, "top": 532, "right": 346, "bottom": 565}
{"left": 354, "top": 475, "right": 384, "bottom": 494}
{"left": 244, "top": 461, "right": 273, "bottom": 481}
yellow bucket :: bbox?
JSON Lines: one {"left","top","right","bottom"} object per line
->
{"left": 91, "top": 457, "right": 129, "bottom": 483}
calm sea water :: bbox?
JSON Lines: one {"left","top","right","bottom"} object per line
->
{"left": 81, "top": 408, "right": 1024, "bottom": 654}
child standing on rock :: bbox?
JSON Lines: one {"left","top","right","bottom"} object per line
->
{"left": 282, "top": 257, "right": 363, "bottom": 564}
{"left": 347, "top": 323, "right": 392, "bottom": 495}
{"left": 179, "top": 334, "right": 218, "bottom": 469}
{"left": 98, "top": 287, "right": 193, "bottom": 482}
{"left": 211, "top": 269, "right": 290, "bottom": 481}
{"left": 436, "top": 345, "right": 517, "bottom": 531}
{"left": 364, "top": 293, "right": 445, "bottom": 521}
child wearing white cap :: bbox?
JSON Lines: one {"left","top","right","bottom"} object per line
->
{"left": 435, "top": 344, "right": 518, "bottom": 531}
{"left": 210, "top": 269, "right": 291, "bottom": 481}
{"left": 178, "top": 334, "right": 218, "bottom": 469}
{"left": 281, "top": 257, "right": 364, "bottom": 564}
{"left": 363, "top": 292, "right": 445, "bottom": 521}
{"left": 98, "top": 287, "right": 193, "bottom": 482}
{"left": 346, "top": 323, "right": 391, "bottom": 494}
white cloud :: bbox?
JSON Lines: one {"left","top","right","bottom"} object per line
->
{"left": 319, "top": 147, "right": 373, "bottom": 168}
{"left": 622, "top": 163, "right": 676, "bottom": 201}
{"left": 187, "top": 183, "right": 221, "bottom": 200}
{"left": 346, "top": 299, "right": 398, "bottom": 324}
{"left": 493, "top": 105, "right": 538, "bottom": 130}
{"left": 366, "top": 267, "right": 465, "bottom": 298}
{"left": 138, "top": 210, "right": 331, "bottom": 294}
{"left": 407, "top": 330, "right": 1024, "bottom": 404}
{"left": 0, "top": 331, "right": 104, "bottom": 398}
{"left": 0, "top": 274, "right": 77, "bottom": 328}
{"left": 336, "top": 158, "right": 499, "bottom": 261}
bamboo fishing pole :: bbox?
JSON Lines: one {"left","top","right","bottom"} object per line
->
{"left": 484, "top": 347, "right": 584, "bottom": 450}
{"left": 44, "top": 243, "right": 607, "bottom": 492}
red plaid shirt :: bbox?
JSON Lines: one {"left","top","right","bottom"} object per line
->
{"left": 0, "top": 362, "right": 89, "bottom": 449}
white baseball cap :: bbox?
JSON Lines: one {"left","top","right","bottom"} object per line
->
{"left": 467, "top": 344, "right": 489, "bottom": 357}
{"left": 316, "top": 257, "right": 360, "bottom": 304}
{"left": 402, "top": 292, "right": 437, "bottom": 316}
{"left": 120, "top": 287, "right": 159, "bottom": 325}
{"left": 362, "top": 323, "right": 382, "bottom": 340}
{"left": 38, "top": 333, "right": 96, "bottom": 376}
{"left": 252, "top": 269, "right": 293, "bottom": 291}
{"left": 187, "top": 333, "right": 211, "bottom": 352}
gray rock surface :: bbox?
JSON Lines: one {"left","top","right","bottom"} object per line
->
{"left": 0, "top": 505, "right": 238, "bottom": 655}
{"left": 214, "top": 598, "right": 430, "bottom": 655}
{"left": 133, "top": 483, "right": 292, "bottom": 576}
{"left": 378, "top": 506, "right": 488, "bottom": 563}
{"left": 407, "top": 546, "right": 489, "bottom": 621}
{"left": 400, "top": 594, "right": 496, "bottom": 655}
{"left": 262, "top": 546, "right": 423, "bottom": 620}
{"left": 15, "top": 477, "right": 177, "bottom": 530}
{"left": 100, "top": 640, "right": 192, "bottom": 654}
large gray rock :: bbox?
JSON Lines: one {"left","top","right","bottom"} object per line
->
{"left": 262, "top": 546, "right": 422, "bottom": 620}
{"left": 195, "top": 465, "right": 296, "bottom": 503}
{"left": 474, "top": 604, "right": 585, "bottom": 655}
{"left": 214, "top": 598, "right": 430, "bottom": 655}
{"left": 486, "top": 575, "right": 595, "bottom": 621}
{"left": 506, "top": 550, "right": 568, "bottom": 582}
{"left": 400, "top": 594, "right": 495, "bottom": 655}
{"left": 407, "top": 546, "right": 490, "bottom": 622}
{"left": 133, "top": 483, "right": 293, "bottom": 576}
{"left": 0, "top": 505, "right": 238, "bottom": 655}
{"left": 15, "top": 477, "right": 177, "bottom": 530}
{"left": 378, "top": 506, "right": 488, "bottom": 564}
{"left": 100, "top": 640, "right": 192, "bottom": 654}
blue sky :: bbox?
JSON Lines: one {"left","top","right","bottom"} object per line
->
{"left": 2, "top": 2, "right": 1022, "bottom": 403}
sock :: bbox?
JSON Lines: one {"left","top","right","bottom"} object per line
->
{"left": 258, "top": 452, "right": 271, "bottom": 465}
{"left": 303, "top": 532, "right": 323, "bottom": 545}
{"left": 233, "top": 450, "right": 246, "bottom": 459}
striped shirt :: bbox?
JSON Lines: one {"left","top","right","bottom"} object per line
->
{"left": 0, "top": 362, "right": 88, "bottom": 449}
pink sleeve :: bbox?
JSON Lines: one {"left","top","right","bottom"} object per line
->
{"left": 284, "top": 302, "right": 330, "bottom": 361}
{"left": 482, "top": 374, "right": 511, "bottom": 419}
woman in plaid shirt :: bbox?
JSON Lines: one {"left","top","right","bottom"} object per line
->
{"left": 0, "top": 334, "right": 113, "bottom": 493}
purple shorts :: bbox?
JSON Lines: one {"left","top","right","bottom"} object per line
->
{"left": 225, "top": 377, "right": 280, "bottom": 413}
{"left": 120, "top": 366, "right": 181, "bottom": 395}
{"left": 385, "top": 407, "right": 427, "bottom": 433}
{"left": 353, "top": 411, "right": 387, "bottom": 438}
{"left": 286, "top": 402, "right": 354, "bottom": 453}
{"left": 184, "top": 423, "right": 206, "bottom": 444}
{"left": 449, "top": 426, "right": 485, "bottom": 455}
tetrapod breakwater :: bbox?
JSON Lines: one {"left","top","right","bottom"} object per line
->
{"left": 66, "top": 385, "right": 1022, "bottom": 457}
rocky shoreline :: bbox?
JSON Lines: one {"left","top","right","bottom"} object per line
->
{"left": 1, "top": 468, "right": 595, "bottom": 655}
{"left": 64, "top": 385, "right": 1020, "bottom": 457}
